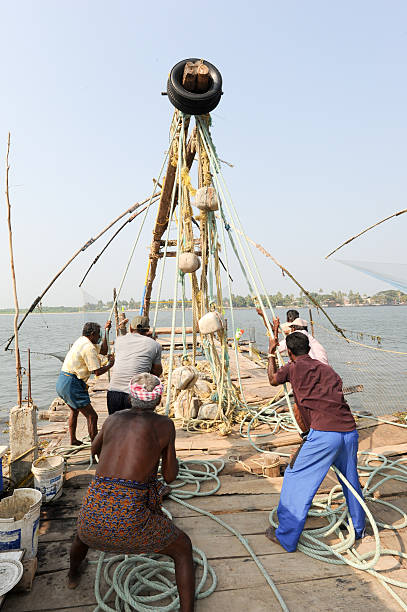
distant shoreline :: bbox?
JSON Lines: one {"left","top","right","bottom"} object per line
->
{"left": 1, "top": 303, "right": 406, "bottom": 315}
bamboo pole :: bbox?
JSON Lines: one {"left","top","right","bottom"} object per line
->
{"left": 228, "top": 222, "right": 347, "bottom": 338}
{"left": 27, "top": 348, "right": 32, "bottom": 404}
{"left": 5, "top": 133, "right": 22, "bottom": 405}
{"left": 113, "top": 288, "right": 120, "bottom": 337}
{"left": 308, "top": 307, "right": 315, "bottom": 336}
{"left": 5, "top": 191, "right": 161, "bottom": 350}
{"left": 78, "top": 195, "right": 160, "bottom": 287}
{"left": 325, "top": 209, "right": 407, "bottom": 259}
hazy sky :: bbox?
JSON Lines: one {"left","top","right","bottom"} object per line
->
{"left": 1, "top": 0, "right": 406, "bottom": 308}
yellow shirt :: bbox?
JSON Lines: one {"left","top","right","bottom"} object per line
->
{"left": 61, "top": 336, "right": 101, "bottom": 382}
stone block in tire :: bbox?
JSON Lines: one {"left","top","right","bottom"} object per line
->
{"left": 167, "top": 58, "right": 222, "bottom": 115}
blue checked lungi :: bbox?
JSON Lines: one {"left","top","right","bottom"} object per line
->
{"left": 56, "top": 371, "right": 90, "bottom": 410}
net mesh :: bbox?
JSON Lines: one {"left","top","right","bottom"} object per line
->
{"left": 338, "top": 259, "right": 407, "bottom": 293}
{"left": 313, "top": 321, "right": 407, "bottom": 417}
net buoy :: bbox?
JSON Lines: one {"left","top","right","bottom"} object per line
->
{"left": 195, "top": 186, "right": 219, "bottom": 211}
{"left": 179, "top": 252, "right": 201, "bottom": 273}
{"left": 198, "top": 311, "right": 223, "bottom": 335}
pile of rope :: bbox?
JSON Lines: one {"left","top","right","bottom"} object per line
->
{"left": 268, "top": 451, "right": 407, "bottom": 610}
{"left": 93, "top": 458, "right": 289, "bottom": 612}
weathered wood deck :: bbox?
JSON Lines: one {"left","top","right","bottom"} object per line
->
{"left": 4, "top": 351, "right": 407, "bottom": 611}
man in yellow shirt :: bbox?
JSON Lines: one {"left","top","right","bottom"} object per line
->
{"left": 56, "top": 322, "right": 115, "bottom": 445}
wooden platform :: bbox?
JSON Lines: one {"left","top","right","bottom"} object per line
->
{"left": 4, "top": 354, "right": 407, "bottom": 611}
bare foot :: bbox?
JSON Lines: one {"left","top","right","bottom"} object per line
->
{"left": 67, "top": 559, "right": 87, "bottom": 589}
{"left": 265, "top": 526, "right": 283, "bottom": 548}
{"left": 70, "top": 439, "right": 83, "bottom": 447}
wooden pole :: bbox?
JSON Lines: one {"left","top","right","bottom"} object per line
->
{"left": 196, "top": 62, "right": 210, "bottom": 92}
{"left": 182, "top": 61, "right": 197, "bottom": 92}
{"left": 27, "top": 348, "right": 32, "bottom": 404}
{"left": 113, "top": 288, "right": 120, "bottom": 337}
{"left": 308, "top": 307, "right": 315, "bottom": 337}
{"left": 182, "top": 60, "right": 210, "bottom": 93}
{"left": 5, "top": 191, "right": 161, "bottom": 350}
{"left": 5, "top": 133, "right": 22, "bottom": 406}
{"left": 143, "top": 126, "right": 197, "bottom": 316}
{"left": 119, "top": 312, "right": 128, "bottom": 336}
{"left": 325, "top": 208, "right": 407, "bottom": 259}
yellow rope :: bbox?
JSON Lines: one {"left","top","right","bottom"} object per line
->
{"left": 181, "top": 166, "right": 197, "bottom": 196}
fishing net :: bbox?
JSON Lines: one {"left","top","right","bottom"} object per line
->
{"left": 312, "top": 321, "right": 407, "bottom": 417}
{"left": 338, "top": 260, "right": 407, "bottom": 294}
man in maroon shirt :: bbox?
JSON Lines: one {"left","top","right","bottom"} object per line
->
{"left": 264, "top": 329, "right": 365, "bottom": 552}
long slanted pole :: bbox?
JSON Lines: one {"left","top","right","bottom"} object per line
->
{"left": 231, "top": 224, "right": 347, "bottom": 338}
{"left": 325, "top": 209, "right": 407, "bottom": 259}
{"left": 143, "top": 127, "right": 197, "bottom": 317}
{"left": 5, "top": 133, "right": 22, "bottom": 405}
{"left": 113, "top": 288, "right": 120, "bottom": 337}
{"left": 78, "top": 196, "right": 160, "bottom": 287}
{"left": 4, "top": 191, "right": 161, "bottom": 350}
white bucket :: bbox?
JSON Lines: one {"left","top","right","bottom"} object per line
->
{"left": 32, "top": 455, "right": 64, "bottom": 503}
{"left": 0, "top": 488, "right": 42, "bottom": 559}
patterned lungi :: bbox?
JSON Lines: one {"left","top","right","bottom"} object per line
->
{"left": 77, "top": 476, "right": 180, "bottom": 553}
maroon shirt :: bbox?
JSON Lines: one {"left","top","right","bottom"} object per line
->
{"left": 275, "top": 354, "right": 356, "bottom": 432}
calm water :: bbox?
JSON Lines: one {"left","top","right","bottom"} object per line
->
{"left": 0, "top": 306, "right": 406, "bottom": 438}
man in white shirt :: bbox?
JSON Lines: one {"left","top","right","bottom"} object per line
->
{"left": 256, "top": 309, "right": 329, "bottom": 365}
{"left": 278, "top": 318, "right": 329, "bottom": 365}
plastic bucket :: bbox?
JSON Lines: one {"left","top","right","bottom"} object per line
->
{"left": 32, "top": 455, "right": 64, "bottom": 503}
{"left": 0, "top": 488, "right": 42, "bottom": 559}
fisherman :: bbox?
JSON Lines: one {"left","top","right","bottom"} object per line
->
{"left": 107, "top": 314, "right": 163, "bottom": 414}
{"left": 256, "top": 310, "right": 329, "bottom": 364}
{"left": 281, "top": 317, "right": 328, "bottom": 364}
{"left": 68, "top": 373, "right": 195, "bottom": 612}
{"left": 56, "top": 321, "right": 114, "bottom": 445}
{"left": 286, "top": 309, "right": 299, "bottom": 323}
{"left": 264, "top": 327, "right": 365, "bottom": 552}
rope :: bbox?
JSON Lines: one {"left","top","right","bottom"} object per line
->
{"left": 93, "top": 458, "right": 288, "bottom": 612}
{"left": 196, "top": 118, "right": 299, "bottom": 432}
{"left": 94, "top": 548, "right": 216, "bottom": 612}
{"left": 268, "top": 453, "right": 407, "bottom": 610}
{"left": 108, "top": 116, "right": 182, "bottom": 324}
{"left": 165, "top": 117, "right": 186, "bottom": 415}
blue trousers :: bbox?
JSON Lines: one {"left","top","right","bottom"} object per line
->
{"left": 276, "top": 428, "right": 365, "bottom": 552}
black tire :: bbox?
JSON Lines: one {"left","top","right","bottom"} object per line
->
{"left": 167, "top": 58, "right": 223, "bottom": 115}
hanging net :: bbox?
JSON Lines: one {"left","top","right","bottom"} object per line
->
{"left": 311, "top": 319, "right": 407, "bottom": 417}
{"left": 337, "top": 259, "right": 407, "bottom": 294}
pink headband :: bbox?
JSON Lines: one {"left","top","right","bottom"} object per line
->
{"left": 128, "top": 380, "right": 163, "bottom": 402}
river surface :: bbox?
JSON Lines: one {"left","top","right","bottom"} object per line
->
{"left": 0, "top": 306, "right": 406, "bottom": 442}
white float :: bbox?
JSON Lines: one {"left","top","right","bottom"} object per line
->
{"left": 194, "top": 186, "right": 219, "bottom": 211}
{"left": 179, "top": 252, "right": 201, "bottom": 273}
{"left": 198, "top": 311, "right": 223, "bottom": 335}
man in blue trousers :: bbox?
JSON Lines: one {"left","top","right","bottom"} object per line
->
{"left": 265, "top": 326, "right": 365, "bottom": 552}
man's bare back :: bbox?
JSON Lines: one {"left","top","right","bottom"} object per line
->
{"left": 92, "top": 409, "right": 178, "bottom": 483}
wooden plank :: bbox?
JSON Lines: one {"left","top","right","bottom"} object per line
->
{"left": 359, "top": 442, "right": 407, "bottom": 457}
{"left": 196, "top": 574, "right": 402, "bottom": 612}
{"left": 174, "top": 429, "right": 301, "bottom": 451}
{"left": 42, "top": 491, "right": 281, "bottom": 521}
{"left": 36, "top": 532, "right": 285, "bottom": 574}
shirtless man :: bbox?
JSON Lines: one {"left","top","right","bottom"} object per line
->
{"left": 68, "top": 373, "right": 195, "bottom": 612}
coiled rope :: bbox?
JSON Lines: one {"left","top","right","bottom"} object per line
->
{"left": 93, "top": 458, "right": 289, "bottom": 612}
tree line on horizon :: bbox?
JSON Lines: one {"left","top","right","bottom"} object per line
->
{"left": 1, "top": 289, "right": 405, "bottom": 314}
